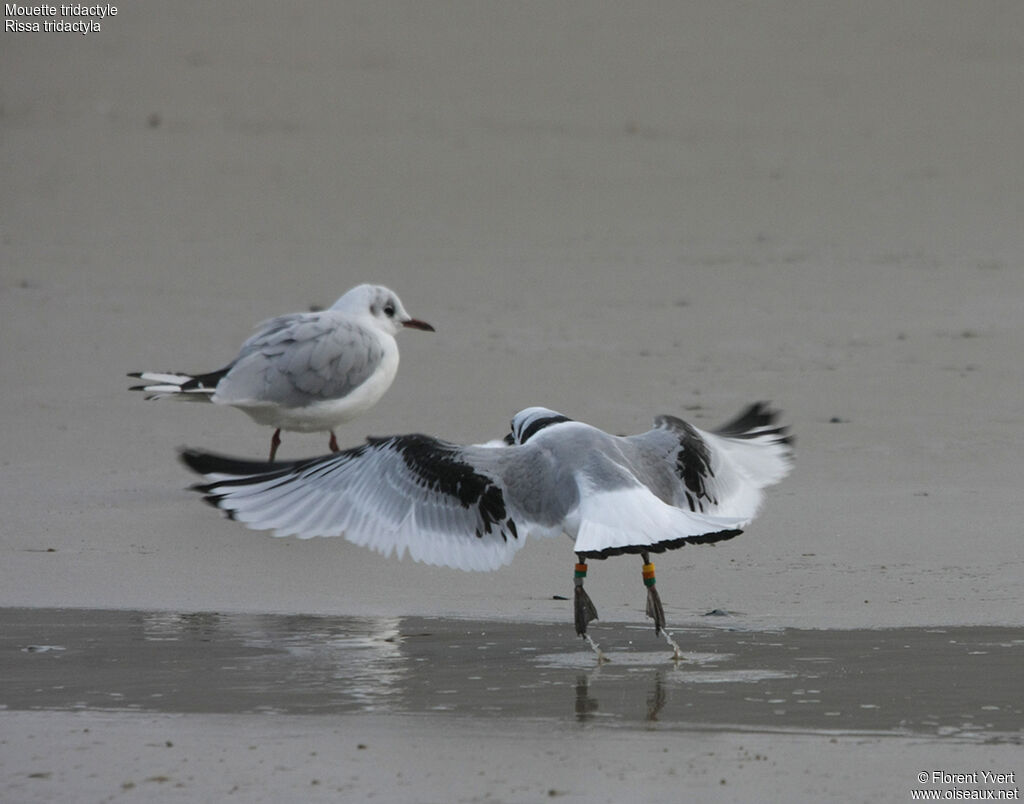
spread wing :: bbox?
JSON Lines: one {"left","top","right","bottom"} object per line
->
{"left": 181, "top": 435, "right": 572, "bottom": 571}
{"left": 180, "top": 404, "right": 792, "bottom": 569}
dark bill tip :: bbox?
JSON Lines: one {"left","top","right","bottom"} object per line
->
{"left": 403, "top": 318, "right": 435, "bottom": 332}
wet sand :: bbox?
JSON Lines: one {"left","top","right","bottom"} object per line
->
{"left": 4, "top": 609, "right": 1023, "bottom": 739}
{"left": 3, "top": 1, "right": 1024, "bottom": 801}
{"left": 2, "top": 609, "right": 1022, "bottom": 802}
{"left": 6, "top": 709, "right": 1020, "bottom": 804}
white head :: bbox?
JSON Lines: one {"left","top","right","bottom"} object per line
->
{"left": 330, "top": 284, "right": 434, "bottom": 336}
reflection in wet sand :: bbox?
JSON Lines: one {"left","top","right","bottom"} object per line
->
{"left": 141, "top": 611, "right": 407, "bottom": 712}
{"left": 1, "top": 609, "right": 1021, "bottom": 743}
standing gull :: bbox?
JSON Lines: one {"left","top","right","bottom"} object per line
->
{"left": 180, "top": 403, "right": 793, "bottom": 655}
{"left": 130, "top": 284, "right": 434, "bottom": 460}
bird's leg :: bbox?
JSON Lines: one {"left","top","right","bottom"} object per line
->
{"left": 328, "top": 430, "right": 340, "bottom": 452}
{"left": 641, "top": 553, "right": 665, "bottom": 634}
{"left": 268, "top": 429, "right": 282, "bottom": 462}
{"left": 573, "top": 556, "right": 606, "bottom": 662}
{"left": 573, "top": 556, "right": 599, "bottom": 636}
{"left": 641, "top": 553, "right": 683, "bottom": 660}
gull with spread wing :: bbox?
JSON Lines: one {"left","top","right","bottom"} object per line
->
{"left": 180, "top": 403, "right": 793, "bottom": 656}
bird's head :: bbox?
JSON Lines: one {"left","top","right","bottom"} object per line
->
{"left": 507, "top": 407, "right": 574, "bottom": 445}
{"left": 331, "top": 284, "right": 435, "bottom": 336}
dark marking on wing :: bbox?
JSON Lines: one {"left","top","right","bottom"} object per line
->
{"left": 180, "top": 448, "right": 333, "bottom": 512}
{"left": 372, "top": 435, "right": 509, "bottom": 535}
{"left": 671, "top": 419, "right": 718, "bottom": 512}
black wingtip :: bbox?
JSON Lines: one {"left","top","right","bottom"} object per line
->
{"left": 179, "top": 448, "right": 216, "bottom": 476}
{"left": 191, "top": 486, "right": 226, "bottom": 506}
{"left": 715, "top": 401, "right": 793, "bottom": 447}
{"left": 715, "top": 401, "right": 775, "bottom": 433}
{"left": 179, "top": 450, "right": 274, "bottom": 518}
{"left": 127, "top": 371, "right": 143, "bottom": 378}
{"left": 179, "top": 447, "right": 281, "bottom": 477}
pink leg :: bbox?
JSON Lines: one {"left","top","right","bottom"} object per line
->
{"left": 269, "top": 429, "right": 282, "bottom": 462}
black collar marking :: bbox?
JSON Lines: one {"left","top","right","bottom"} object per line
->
{"left": 518, "top": 414, "right": 572, "bottom": 444}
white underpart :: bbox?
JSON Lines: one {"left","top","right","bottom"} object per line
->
{"left": 570, "top": 484, "right": 745, "bottom": 555}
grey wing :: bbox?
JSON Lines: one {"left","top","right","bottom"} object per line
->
{"left": 218, "top": 314, "right": 384, "bottom": 406}
{"left": 625, "top": 421, "right": 721, "bottom": 515}
{"left": 279, "top": 319, "right": 384, "bottom": 400}
{"left": 627, "top": 404, "right": 793, "bottom": 520}
{"left": 182, "top": 437, "right": 575, "bottom": 571}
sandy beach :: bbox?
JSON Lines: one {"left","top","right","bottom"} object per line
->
{"left": 2, "top": 2, "right": 1023, "bottom": 801}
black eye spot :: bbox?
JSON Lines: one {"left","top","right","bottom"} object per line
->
{"left": 383, "top": 304, "right": 396, "bottom": 317}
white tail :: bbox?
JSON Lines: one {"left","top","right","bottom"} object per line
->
{"left": 128, "top": 371, "right": 218, "bottom": 402}
{"left": 710, "top": 402, "right": 794, "bottom": 488}
{"left": 707, "top": 428, "right": 793, "bottom": 489}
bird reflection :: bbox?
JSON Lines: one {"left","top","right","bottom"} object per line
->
{"left": 140, "top": 611, "right": 408, "bottom": 713}
{"left": 572, "top": 668, "right": 669, "bottom": 723}
{"left": 645, "top": 671, "right": 667, "bottom": 721}
{"left": 574, "top": 674, "right": 600, "bottom": 721}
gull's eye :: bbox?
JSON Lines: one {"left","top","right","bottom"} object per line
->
{"left": 383, "top": 304, "right": 396, "bottom": 317}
